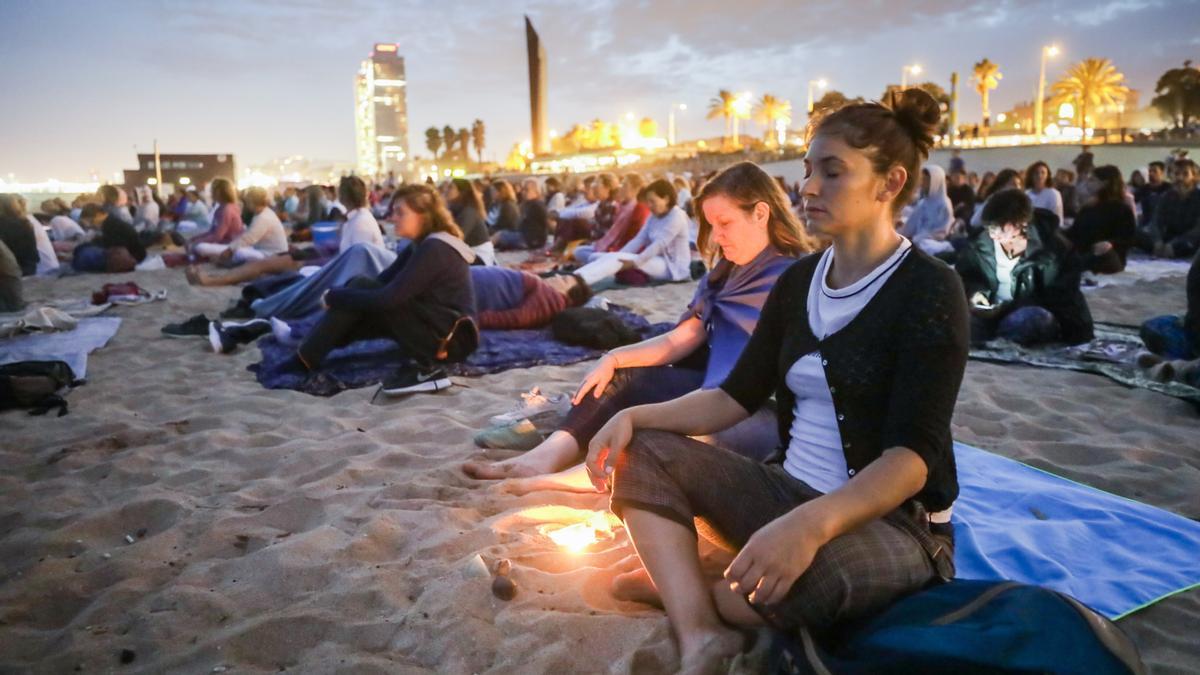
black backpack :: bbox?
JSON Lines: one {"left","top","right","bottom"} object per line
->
{"left": 0, "top": 360, "right": 78, "bottom": 416}
{"left": 552, "top": 307, "right": 641, "bottom": 350}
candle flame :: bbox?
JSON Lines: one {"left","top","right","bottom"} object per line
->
{"left": 547, "top": 512, "right": 615, "bottom": 553}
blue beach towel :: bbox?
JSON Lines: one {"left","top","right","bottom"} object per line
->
{"left": 249, "top": 305, "right": 672, "bottom": 396}
{"left": 0, "top": 317, "right": 122, "bottom": 380}
{"left": 953, "top": 441, "right": 1200, "bottom": 620}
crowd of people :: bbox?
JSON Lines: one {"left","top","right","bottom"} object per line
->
{"left": 2, "top": 89, "right": 1199, "bottom": 673}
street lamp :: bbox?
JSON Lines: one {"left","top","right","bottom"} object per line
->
{"left": 732, "top": 92, "right": 751, "bottom": 147}
{"left": 807, "top": 78, "right": 828, "bottom": 114}
{"left": 668, "top": 103, "right": 686, "bottom": 146}
{"left": 1034, "top": 44, "right": 1060, "bottom": 143}
{"left": 901, "top": 64, "right": 922, "bottom": 89}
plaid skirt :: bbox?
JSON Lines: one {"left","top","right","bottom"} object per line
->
{"left": 610, "top": 429, "right": 955, "bottom": 634}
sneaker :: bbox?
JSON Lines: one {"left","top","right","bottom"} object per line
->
{"left": 162, "top": 314, "right": 211, "bottom": 339}
{"left": 381, "top": 365, "right": 452, "bottom": 396}
{"left": 488, "top": 386, "right": 570, "bottom": 427}
{"left": 473, "top": 419, "right": 545, "bottom": 450}
{"left": 219, "top": 301, "right": 256, "bottom": 320}
{"left": 208, "top": 319, "right": 271, "bottom": 354}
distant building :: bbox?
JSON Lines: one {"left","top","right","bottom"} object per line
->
{"left": 122, "top": 153, "right": 235, "bottom": 192}
{"left": 355, "top": 43, "right": 410, "bottom": 179}
{"left": 525, "top": 16, "right": 548, "bottom": 156}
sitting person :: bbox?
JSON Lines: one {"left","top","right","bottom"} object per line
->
{"left": 41, "top": 198, "right": 85, "bottom": 241}
{"left": 968, "top": 168, "right": 1021, "bottom": 231}
{"left": 957, "top": 189, "right": 1093, "bottom": 346}
{"left": 1025, "top": 160, "right": 1064, "bottom": 224}
{"left": 1065, "top": 164, "right": 1137, "bottom": 274}
{"left": 0, "top": 194, "right": 41, "bottom": 276}
{"left": 572, "top": 179, "right": 692, "bottom": 287}
{"left": 1148, "top": 159, "right": 1200, "bottom": 259}
{"left": 493, "top": 179, "right": 549, "bottom": 251}
{"left": 572, "top": 173, "right": 649, "bottom": 263}
{"left": 899, "top": 165, "right": 954, "bottom": 258}
{"left": 1139, "top": 249, "right": 1200, "bottom": 365}
{"left": 946, "top": 167, "right": 975, "bottom": 223}
{"left": 549, "top": 176, "right": 605, "bottom": 253}
{"left": 1056, "top": 168, "right": 1079, "bottom": 222}
{"left": 294, "top": 184, "right": 477, "bottom": 395}
{"left": 72, "top": 203, "right": 148, "bottom": 271}
{"left": 463, "top": 160, "right": 813, "bottom": 481}
{"left": 580, "top": 91, "right": 964, "bottom": 672}
{"left": 338, "top": 175, "right": 384, "bottom": 252}
{"left": 192, "top": 187, "right": 288, "bottom": 264}
{"left": 190, "top": 177, "right": 244, "bottom": 255}
{"left": 486, "top": 180, "right": 521, "bottom": 236}
{"left": 19, "top": 196, "right": 59, "bottom": 275}
{"left": 0, "top": 239, "right": 24, "bottom": 311}
{"left": 446, "top": 178, "right": 494, "bottom": 265}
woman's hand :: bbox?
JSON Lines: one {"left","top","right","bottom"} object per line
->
{"left": 585, "top": 410, "right": 634, "bottom": 492}
{"left": 724, "top": 507, "right": 829, "bottom": 607}
{"left": 573, "top": 353, "right": 619, "bottom": 405}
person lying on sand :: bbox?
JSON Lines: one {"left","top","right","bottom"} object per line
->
{"left": 463, "top": 161, "right": 814, "bottom": 482}
{"left": 580, "top": 92, "right": 966, "bottom": 673}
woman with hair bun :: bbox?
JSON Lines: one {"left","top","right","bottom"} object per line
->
{"left": 582, "top": 89, "right": 968, "bottom": 671}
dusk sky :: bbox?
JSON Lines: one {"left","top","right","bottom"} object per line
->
{"left": 2, "top": 0, "right": 1198, "bottom": 182}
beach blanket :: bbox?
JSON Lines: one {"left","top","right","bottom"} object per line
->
{"left": 1082, "top": 253, "right": 1192, "bottom": 290}
{"left": 250, "top": 305, "right": 672, "bottom": 396}
{"left": 969, "top": 322, "right": 1200, "bottom": 406}
{"left": 0, "top": 317, "right": 122, "bottom": 379}
{"left": 953, "top": 442, "right": 1200, "bottom": 620}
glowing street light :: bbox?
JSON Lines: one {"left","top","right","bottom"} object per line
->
{"left": 901, "top": 64, "right": 922, "bottom": 89}
{"left": 731, "top": 91, "right": 751, "bottom": 147}
{"left": 807, "top": 78, "right": 828, "bottom": 114}
{"left": 1035, "top": 44, "right": 1061, "bottom": 143}
{"left": 668, "top": 102, "right": 687, "bottom": 146}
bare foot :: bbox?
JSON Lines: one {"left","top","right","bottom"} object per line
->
{"left": 461, "top": 432, "right": 582, "bottom": 483}
{"left": 184, "top": 265, "right": 202, "bottom": 286}
{"left": 678, "top": 628, "right": 745, "bottom": 675}
{"left": 503, "top": 463, "right": 596, "bottom": 495}
{"left": 461, "top": 457, "right": 543, "bottom": 480}
{"left": 611, "top": 567, "right": 663, "bottom": 608}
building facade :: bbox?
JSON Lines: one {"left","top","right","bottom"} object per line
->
{"left": 122, "top": 153, "right": 235, "bottom": 192}
{"left": 355, "top": 43, "right": 410, "bottom": 179}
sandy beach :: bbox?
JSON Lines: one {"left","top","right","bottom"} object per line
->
{"left": 1, "top": 262, "right": 1197, "bottom": 674}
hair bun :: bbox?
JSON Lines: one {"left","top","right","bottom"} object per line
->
{"left": 889, "top": 88, "right": 941, "bottom": 157}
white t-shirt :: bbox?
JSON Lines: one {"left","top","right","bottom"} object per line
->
{"left": 49, "top": 215, "right": 85, "bottom": 241}
{"left": 26, "top": 214, "right": 59, "bottom": 275}
{"left": 339, "top": 208, "right": 383, "bottom": 252}
{"left": 994, "top": 245, "right": 1020, "bottom": 303}
{"left": 783, "top": 237, "right": 912, "bottom": 494}
{"left": 1025, "top": 187, "right": 1064, "bottom": 224}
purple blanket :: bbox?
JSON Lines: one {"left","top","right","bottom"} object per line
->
{"left": 249, "top": 305, "right": 671, "bottom": 396}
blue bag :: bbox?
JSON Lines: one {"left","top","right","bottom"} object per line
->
{"left": 770, "top": 579, "right": 1145, "bottom": 675}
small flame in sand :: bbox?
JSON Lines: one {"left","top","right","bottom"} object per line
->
{"left": 547, "top": 512, "right": 614, "bottom": 553}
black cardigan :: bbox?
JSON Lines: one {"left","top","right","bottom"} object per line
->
{"left": 720, "top": 247, "right": 969, "bottom": 513}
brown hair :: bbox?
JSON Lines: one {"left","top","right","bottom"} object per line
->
{"left": 210, "top": 177, "right": 237, "bottom": 205}
{"left": 596, "top": 172, "right": 619, "bottom": 194}
{"left": 244, "top": 186, "right": 270, "bottom": 211}
{"left": 0, "top": 194, "right": 27, "bottom": 220}
{"left": 449, "top": 177, "right": 485, "bottom": 219}
{"left": 339, "top": 175, "right": 368, "bottom": 209}
{"left": 806, "top": 88, "right": 941, "bottom": 209}
{"left": 1091, "top": 165, "right": 1126, "bottom": 205}
{"left": 622, "top": 172, "right": 646, "bottom": 194}
{"left": 1024, "top": 161, "right": 1052, "bottom": 191}
{"left": 493, "top": 179, "right": 517, "bottom": 203}
{"left": 391, "top": 184, "right": 463, "bottom": 240}
{"left": 694, "top": 161, "right": 817, "bottom": 264}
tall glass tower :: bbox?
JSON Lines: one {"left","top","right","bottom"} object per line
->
{"left": 355, "top": 43, "right": 409, "bottom": 179}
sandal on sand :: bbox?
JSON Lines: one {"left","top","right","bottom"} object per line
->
{"left": 473, "top": 419, "right": 545, "bottom": 450}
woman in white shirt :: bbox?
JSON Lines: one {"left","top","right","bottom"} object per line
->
{"left": 1024, "top": 161, "right": 1064, "bottom": 224}
{"left": 195, "top": 187, "right": 288, "bottom": 262}
{"left": 574, "top": 179, "right": 692, "bottom": 286}
{"left": 337, "top": 176, "right": 384, "bottom": 252}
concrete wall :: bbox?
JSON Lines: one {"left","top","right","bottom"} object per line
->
{"left": 761, "top": 143, "right": 1200, "bottom": 185}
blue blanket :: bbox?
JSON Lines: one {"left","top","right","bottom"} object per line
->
{"left": 0, "top": 317, "right": 122, "bottom": 379}
{"left": 953, "top": 441, "right": 1200, "bottom": 619}
{"left": 250, "top": 305, "right": 672, "bottom": 396}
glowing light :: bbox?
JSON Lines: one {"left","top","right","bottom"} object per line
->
{"left": 678, "top": 103, "right": 688, "bottom": 111}
{"left": 1057, "top": 102, "right": 1075, "bottom": 120}
{"left": 374, "top": 79, "right": 406, "bottom": 87}
{"left": 996, "top": 113, "right": 1007, "bottom": 123}
{"left": 178, "top": 177, "right": 192, "bottom": 185}
{"left": 146, "top": 178, "right": 158, "bottom": 186}
{"left": 625, "top": 112, "right": 635, "bottom": 121}
{"left": 732, "top": 92, "right": 752, "bottom": 117}
{"left": 374, "top": 43, "right": 397, "bottom": 53}
{"left": 816, "top": 79, "right": 828, "bottom": 89}
{"left": 1046, "top": 45, "right": 1060, "bottom": 57}
{"left": 546, "top": 512, "right": 615, "bottom": 554}
{"left": 1044, "top": 123, "right": 1061, "bottom": 136}
{"left": 452, "top": 168, "right": 466, "bottom": 178}
{"left": 909, "top": 64, "right": 922, "bottom": 76}
{"left": 443, "top": 169, "right": 452, "bottom": 177}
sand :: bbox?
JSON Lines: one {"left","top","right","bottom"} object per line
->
{"left": 1, "top": 261, "right": 1196, "bottom": 674}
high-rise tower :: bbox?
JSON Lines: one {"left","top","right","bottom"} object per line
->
{"left": 355, "top": 43, "right": 409, "bottom": 178}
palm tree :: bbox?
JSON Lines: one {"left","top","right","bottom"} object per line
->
{"left": 424, "top": 127, "right": 442, "bottom": 160}
{"left": 457, "top": 128, "right": 471, "bottom": 161}
{"left": 442, "top": 125, "right": 456, "bottom": 159}
{"left": 754, "top": 94, "right": 792, "bottom": 147}
{"left": 972, "top": 59, "right": 1003, "bottom": 138}
{"left": 1051, "top": 58, "right": 1130, "bottom": 128}
{"left": 707, "top": 89, "right": 737, "bottom": 148}
{"left": 470, "top": 119, "right": 486, "bottom": 164}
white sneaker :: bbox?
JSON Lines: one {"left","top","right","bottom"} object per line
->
{"left": 270, "top": 317, "right": 293, "bottom": 343}
{"left": 488, "top": 387, "right": 570, "bottom": 426}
